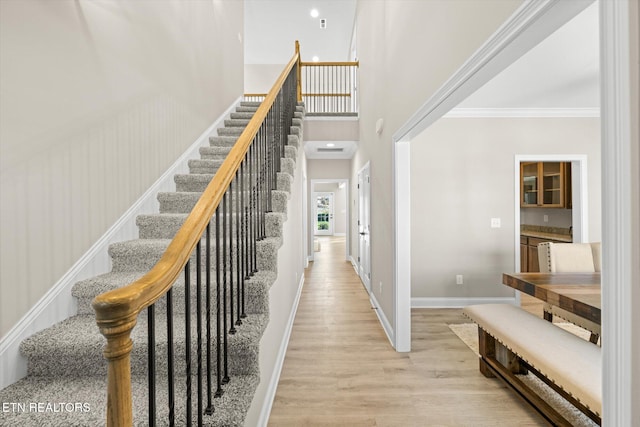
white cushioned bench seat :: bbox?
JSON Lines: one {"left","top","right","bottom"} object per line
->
{"left": 463, "top": 303, "right": 601, "bottom": 417}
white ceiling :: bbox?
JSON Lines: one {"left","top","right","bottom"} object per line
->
{"left": 455, "top": 2, "right": 599, "bottom": 111}
{"left": 245, "top": 1, "right": 600, "bottom": 159}
{"left": 244, "top": 0, "right": 357, "bottom": 64}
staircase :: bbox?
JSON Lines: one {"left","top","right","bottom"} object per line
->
{"left": 0, "top": 101, "right": 305, "bottom": 426}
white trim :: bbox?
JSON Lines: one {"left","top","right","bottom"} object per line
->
{"left": 412, "top": 297, "right": 517, "bottom": 308}
{"left": 444, "top": 107, "right": 600, "bottom": 118}
{"left": 0, "top": 98, "right": 241, "bottom": 389}
{"left": 600, "top": 0, "right": 633, "bottom": 424}
{"left": 369, "top": 290, "right": 394, "bottom": 347}
{"left": 349, "top": 256, "right": 358, "bottom": 274}
{"left": 393, "top": 0, "right": 594, "bottom": 143}
{"left": 304, "top": 116, "right": 359, "bottom": 122}
{"left": 257, "top": 275, "right": 305, "bottom": 427}
{"left": 393, "top": 141, "right": 411, "bottom": 352}
{"left": 309, "top": 179, "right": 350, "bottom": 261}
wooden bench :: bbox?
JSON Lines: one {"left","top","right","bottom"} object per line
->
{"left": 462, "top": 303, "right": 601, "bottom": 426}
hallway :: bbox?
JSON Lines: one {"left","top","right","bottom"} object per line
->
{"left": 268, "top": 236, "right": 544, "bottom": 426}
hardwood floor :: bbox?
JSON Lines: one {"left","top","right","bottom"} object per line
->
{"left": 268, "top": 236, "right": 547, "bottom": 426}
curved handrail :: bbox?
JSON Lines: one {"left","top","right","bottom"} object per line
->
{"left": 92, "top": 48, "right": 300, "bottom": 426}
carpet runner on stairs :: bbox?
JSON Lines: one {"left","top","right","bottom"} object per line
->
{"left": 0, "top": 101, "right": 305, "bottom": 426}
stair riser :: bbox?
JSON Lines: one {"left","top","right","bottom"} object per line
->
{"left": 76, "top": 275, "right": 271, "bottom": 317}
{"left": 110, "top": 241, "right": 248, "bottom": 273}
{"left": 137, "top": 212, "right": 285, "bottom": 241}
{"left": 224, "top": 119, "right": 250, "bottom": 127}
{"left": 159, "top": 189, "right": 289, "bottom": 215}
{"left": 230, "top": 112, "right": 255, "bottom": 120}
{"left": 25, "top": 320, "right": 264, "bottom": 379}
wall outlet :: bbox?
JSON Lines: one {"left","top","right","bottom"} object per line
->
{"left": 379, "top": 281, "right": 383, "bottom": 293}
{"left": 491, "top": 218, "right": 501, "bottom": 228}
{"left": 543, "top": 214, "right": 549, "bottom": 222}
{"left": 456, "top": 274, "right": 464, "bottom": 285}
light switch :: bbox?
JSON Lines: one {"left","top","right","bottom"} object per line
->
{"left": 491, "top": 218, "right": 501, "bottom": 228}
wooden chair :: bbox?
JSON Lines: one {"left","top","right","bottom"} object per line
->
{"left": 537, "top": 242, "right": 601, "bottom": 344}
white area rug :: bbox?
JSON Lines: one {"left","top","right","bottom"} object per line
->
{"left": 449, "top": 322, "right": 598, "bottom": 427}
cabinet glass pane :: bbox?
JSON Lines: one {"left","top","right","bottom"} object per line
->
{"left": 542, "top": 162, "right": 562, "bottom": 205}
{"left": 522, "top": 163, "right": 538, "bottom": 206}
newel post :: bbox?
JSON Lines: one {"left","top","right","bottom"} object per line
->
{"left": 95, "top": 314, "right": 137, "bottom": 426}
{"left": 295, "top": 40, "right": 302, "bottom": 102}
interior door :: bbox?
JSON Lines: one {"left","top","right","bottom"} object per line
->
{"left": 358, "top": 164, "right": 371, "bottom": 292}
{"left": 314, "top": 192, "right": 334, "bottom": 236}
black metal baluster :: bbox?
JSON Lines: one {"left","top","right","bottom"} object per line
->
{"left": 229, "top": 180, "right": 236, "bottom": 335}
{"left": 222, "top": 191, "right": 230, "bottom": 384}
{"left": 235, "top": 168, "right": 243, "bottom": 326}
{"left": 215, "top": 207, "right": 224, "bottom": 398}
{"left": 242, "top": 159, "right": 248, "bottom": 318}
{"left": 251, "top": 140, "right": 258, "bottom": 275}
{"left": 166, "top": 288, "right": 175, "bottom": 427}
{"left": 196, "top": 239, "right": 203, "bottom": 425}
{"left": 148, "top": 304, "right": 156, "bottom": 427}
{"left": 205, "top": 222, "right": 214, "bottom": 415}
{"left": 184, "top": 261, "right": 192, "bottom": 426}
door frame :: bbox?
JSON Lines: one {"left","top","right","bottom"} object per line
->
{"left": 313, "top": 192, "right": 335, "bottom": 236}
{"left": 309, "top": 179, "right": 350, "bottom": 262}
{"left": 513, "top": 154, "right": 589, "bottom": 292}
{"left": 357, "top": 162, "right": 372, "bottom": 294}
{"left": 391, "top": 0, "right": 634, "bottom": 419}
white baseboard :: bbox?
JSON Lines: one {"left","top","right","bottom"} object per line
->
{"left": 0, "top": 98, "right": 241, "bottom": 390}
{"left": 349, "top": 256, "right": 358, "bottom": 274}
{"left": 257, "top": 274, "right": 305, "bottom": 427}
{"left": 411, "top": 296, "right": 517, "bottom": 308}
{"left": 370, "top": 291, "right": 395, "bottom": 349}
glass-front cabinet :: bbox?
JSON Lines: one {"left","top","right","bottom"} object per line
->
{"left": 520, "top": 162, "right": 568, "bottom": 208}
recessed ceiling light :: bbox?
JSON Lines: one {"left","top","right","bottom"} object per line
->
{"left": 310, "top": 9, "right": 319, "bottom": 18}
{"left": 312, "top": 56, "right": 319, "bottom": 62}
{"left": 326, "top": 143, "right": 335, "bottom": 147}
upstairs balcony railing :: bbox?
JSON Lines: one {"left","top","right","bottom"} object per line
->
{"left": 246, "top": 46, "right": 359, "bottom": 116}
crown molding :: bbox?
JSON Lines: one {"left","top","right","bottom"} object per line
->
{"left": 443, "top": 107, "right": 600, "bottom": 118}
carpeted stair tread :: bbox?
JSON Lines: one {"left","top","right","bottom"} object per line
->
{"left": 200, "top": 146, "right": 233, "bottom": 159}
{"left": 20, "top": 313, "right": 268, "bottom": 378}
{"left": 209, "top": 135, "right": 239, "bottom": 147}
{"left": 174, "top": 174, "right": 214, "bottom": 193}
{"left": 229, "top": 112, "right": 254, "bottom": 120}
{"left": 217, "top": 127, "right": 244, "bottom": 137}
{"left": 224, "top": 119, "right": 250, "bottom": 127}
{"left": 0, "top": 373, "right": 259, "bottom": 426}
{"left": 109, "top": 238, "right": 243, "bottom": 272}
{"left": 158, "top": 192, "right": 202, "bottom": 214}
{"left": 189, "top": 159, "right": 224, "bottom": 174}
{"left": 73, "top": 268, "right": 275, "bottom": 316}
{"left": 137, "top": 213, "right": 189, "bottom": 239}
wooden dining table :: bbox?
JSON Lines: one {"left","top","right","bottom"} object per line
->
{"left": 502, "top": 272, "right": 601, "bottom": 325}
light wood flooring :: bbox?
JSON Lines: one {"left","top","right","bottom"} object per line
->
{"left": 268, "top": 236, "right": 547, "bottom": 426}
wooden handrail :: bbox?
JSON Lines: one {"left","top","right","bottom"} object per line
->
{"left": 93, "top": 47, "right": 300, "bottom": 426}
{"left": 300, "top": 61, "right": 359, "bottom": 67}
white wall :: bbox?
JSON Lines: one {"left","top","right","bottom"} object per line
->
{"left": 244, "top": 64, "right": 286, "bottom": 94}
{"left": 0, "top": 0, "right": 244, "bottom": 338}
{"left": 410, "top": 117, "right": 601, "bottom": 299}
{"left": 352, "top": 0, "right": 522, "bottom": 330}
{"left": 520, "top": 207, "right": 572, "bottom": 228}
{"left": 244, "top": 146, "right": 307, "bottom": 427}
{"left": 628, "top": 0, "right": 640, "bottom": 421}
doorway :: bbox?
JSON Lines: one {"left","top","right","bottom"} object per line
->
{"left": 309, "top": 179, "right": 350, "bottom": 263}
{"left": 358, "top": 162, "right": 371, "bottom": 293}
{"left": 314, "top": 192, "right": 334, "bottom": 236}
